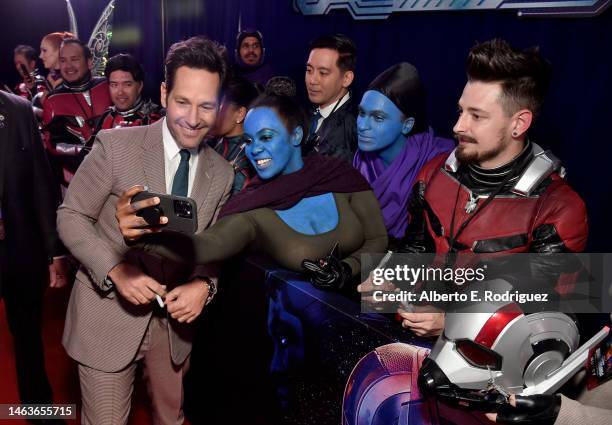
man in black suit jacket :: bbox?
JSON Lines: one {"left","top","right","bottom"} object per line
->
{"left": 303, "top": 34, "right": 358, "bottom": 163}
{"left": 0, "top": 90, "right": 68, "bottom": 410}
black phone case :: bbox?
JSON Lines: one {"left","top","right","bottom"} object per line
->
{"left": 132, "top": 191, "right": 198, "bottom": 234}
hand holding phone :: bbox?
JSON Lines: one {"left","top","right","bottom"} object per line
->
{"left": 132, "top": 190, "right": 197, "bottom": 234}
{"left": 116, "top": 185, "right": 197, "bottom": 242}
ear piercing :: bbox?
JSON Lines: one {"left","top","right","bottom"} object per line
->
{"left": 512, "top": 131, "right": 519, "bottom": 137}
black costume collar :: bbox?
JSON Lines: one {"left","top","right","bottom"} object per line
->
{"left": 111, "top": 97, "right": 143, "bottom": 116}
{"left": 62, "top": 72, "right": 92, "bottom": 92}
{"left": 464, "top": 140, "right": 533, "bottom": 190}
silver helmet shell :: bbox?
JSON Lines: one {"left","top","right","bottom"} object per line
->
{"left": 429, "top": 306, "right": 579, "bottom": 394}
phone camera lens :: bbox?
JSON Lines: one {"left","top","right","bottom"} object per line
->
{"left": 174, "top": 200, "right": 193, "bottom": 218}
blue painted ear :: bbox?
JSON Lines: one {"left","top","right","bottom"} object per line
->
{"left": 292, "top": 126, "right": 304, "bottom": 146}
{"left": 401, "top": 117, "right": 415, "bottom": 136}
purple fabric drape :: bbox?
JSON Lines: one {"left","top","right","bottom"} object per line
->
{"left": 353, "top": 128, "right": 454, "bottom": 238}
{"left": 220, "top": 153, "right": 371, "bottom": 218}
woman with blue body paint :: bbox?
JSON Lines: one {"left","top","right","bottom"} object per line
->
{"left": 353, "top": 63, "right": 455, "bottom": 246}
{"left": 119, "top": 91, "right": 388, "bottom": 290}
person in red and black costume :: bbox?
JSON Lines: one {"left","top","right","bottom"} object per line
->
{"left": 360, "top": 39, "right": 588, "bottom": 336}
{"left": 97, "top": 53, "right": 162, "bottom": 130}
{"left": 13, "top": 45, "right": 46, "bottom": 102}
{"left": 354, "top": 38, "right": 592, "bottom": 425}
{"left": 42, "top": 38, "right": 111, "bottom": 190}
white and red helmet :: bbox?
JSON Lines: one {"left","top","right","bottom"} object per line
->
{"left": 343, "top": 302, "right": 608, "bottom": 424}
{"left": 419, "top": 294, "right": 608, "bottom": 400}
{"left": 420, "top": 305, "right": 580, "bottom": 396}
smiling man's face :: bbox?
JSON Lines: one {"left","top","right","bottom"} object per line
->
{"left": 161, "top": 66, "right": 221, "bottom": 149}
{"left": 59, "top": 43, "right": 91, "bottom": 83}
{"left": 453, "top": 81, "right": 517, "bottom": 168}
{"left": 108, "top": 70, "right": 143, "bottom": 112}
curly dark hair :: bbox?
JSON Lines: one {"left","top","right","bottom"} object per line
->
{"left": 265, "top": 76, "right": 297, "bottom": 98}
{"left": 216, "top": 76, "right": 259, "bottom": 113}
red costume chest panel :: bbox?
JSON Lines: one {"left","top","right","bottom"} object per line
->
{"left": 44, "top": 80, "right": 112, "bottom": 142}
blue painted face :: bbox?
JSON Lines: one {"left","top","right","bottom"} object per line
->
{"left": 357, "top": 90, "right": 413, "bottom": 155}
{"left": 244, "top": 107, "right": 304, "bottom": 179}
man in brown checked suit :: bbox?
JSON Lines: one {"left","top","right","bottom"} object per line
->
{"left": 57, "top": 37, "right": 234, "bottom": 424}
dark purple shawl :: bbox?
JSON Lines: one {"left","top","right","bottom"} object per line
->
{"left": 219, "top": 154, "right": 371, "bottom": 218}
{"left": 353, "top": 128, "right": 455, "bottom": 238}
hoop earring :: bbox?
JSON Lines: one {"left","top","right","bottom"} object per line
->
{"left": 512, "top": 131, "right": 519, "bottom": 137}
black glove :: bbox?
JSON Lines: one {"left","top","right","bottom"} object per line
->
{"left": 301, "top": 252, "right": 352, "bottom": 291}
{"left": 496, "top": 394, "right": 561, "bottom": 425}
{"left": 432, "top": 385, "right": 509, "bottom": 413}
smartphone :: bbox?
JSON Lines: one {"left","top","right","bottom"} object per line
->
{"left": 131, "top": 190, "right": 198, "bottom": 234}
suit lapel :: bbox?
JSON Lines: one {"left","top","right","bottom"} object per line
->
{"left": 190, "top": 145, "right": 214, "bottom": 230}
{"left": 141, "top": 118, "right": 166, "bottom": 194}
{"left": 140, "top": 118, "right": 215, "bottom": 229}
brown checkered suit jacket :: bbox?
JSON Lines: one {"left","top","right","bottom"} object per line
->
{"left": 58, "top": 118, "right": 233, "bottom": 372}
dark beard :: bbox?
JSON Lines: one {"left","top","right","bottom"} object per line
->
{"left": 455, "top": 133, "right": 510, "bottom": 166}
{"left": 456, "top": 143, "right": 503, "bottom": 164}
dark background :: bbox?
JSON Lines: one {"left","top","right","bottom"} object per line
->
{"left": 1, "top": 0, "right": 610, "bottom": 250}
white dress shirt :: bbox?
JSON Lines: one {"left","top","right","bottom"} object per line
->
{"left": 314, "top": 91, "right": 350, "bottom": 133}
{"left": 162, "top": 118, "right": 200, "bottom": 196}
{"left": 104, "top": 119, "right": 202, "bottom": 287}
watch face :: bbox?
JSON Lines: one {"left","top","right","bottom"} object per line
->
{"left": 197, "top": 276, "right": 216, "bottom": 304}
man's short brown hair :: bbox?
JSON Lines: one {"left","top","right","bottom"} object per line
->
{"left": 466, "top": 39, "right": 551, "bottom": 118}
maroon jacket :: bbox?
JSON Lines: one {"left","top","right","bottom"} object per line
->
{"left": 41, "top": 76, "right": 111, "bottom": 186}
{"left": 97, "top": 99, "right": 162, "bottom": 130}
{"left": 400, "top": 146, "right": 587, "bottom": 255}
